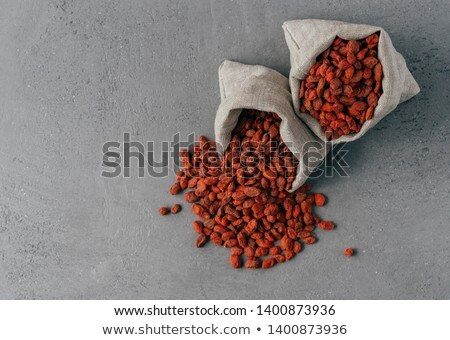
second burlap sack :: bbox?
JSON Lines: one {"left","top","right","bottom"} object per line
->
{"left": 283, "top": 19, "right": 420, "bottom": 143}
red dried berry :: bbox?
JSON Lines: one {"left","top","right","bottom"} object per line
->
{"left": 192, "top": 221, "right": 203, "bottom": 234}
{"left": 171, "top": 204, "right": 181, "bottom": 214}
{"left": 262, "top": 257, "right": 276, "bottom": 269}
{"left": 318, "top": 221, "right": 335, "bottom": 230}
{"left": 169, "top": 182, "right": 182, "bottom": 195}
{"left": 230, "top": 255, "right": 242, "bottom": 268}
{"left": 314, "top": 193, "right": 326, "bottom": 206}
{"left": 344, "top": 248, "right": 354, "bottom": 257}
{"left": 159, "top": 207, "right": 169, "bottom": 215}
{"left": 196, "top": 234, "right": 207, "bottom": 248}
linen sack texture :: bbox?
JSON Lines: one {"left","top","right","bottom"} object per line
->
{"left": 215, "top": 60, "right": 329, "bottom": 192}
{"left": 283, "top": 19, "right": 420, "bottom": 143}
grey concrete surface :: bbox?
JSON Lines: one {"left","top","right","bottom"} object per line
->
{"left": 0, "top": 0, "right": 449, "bottom": 299}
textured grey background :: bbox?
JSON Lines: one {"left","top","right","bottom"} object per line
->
{"left": 0, "top": 0, "right": 449, "bottom": 299}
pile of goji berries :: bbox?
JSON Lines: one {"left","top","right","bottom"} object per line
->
{"left": 165, "top": 109, "right": 335, "bottom": 269}
{"left": 299, "top": 33, "right": 383, "bottom": 139}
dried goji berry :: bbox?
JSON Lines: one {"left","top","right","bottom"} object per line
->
{"left": 344, "top": 248, "right": 354, "bottom": 257}
{"left": 230, "top": 254, "right": 242, "bottom": 268}
{"left": 159, "top": 207, "right": 169, "bottom": 215}
{"left": 171, "top": 204, "right": 181, "bottom": 214}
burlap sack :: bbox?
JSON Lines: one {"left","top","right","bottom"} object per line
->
{"left": 283, "top": 19, "right": 420, "bottom": 143}
{"left": 215, "top": 60, "right": 329, "bottom": 192}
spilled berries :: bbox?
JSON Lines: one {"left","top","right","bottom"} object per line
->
{"left": 165, "top": 109, "right": 338, "bottom": 269}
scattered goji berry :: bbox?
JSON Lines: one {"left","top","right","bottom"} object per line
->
{"left": 171, "top": 204, "right": 181, "bottom": 214}
{"left": 159, "top": 207, "right": 169, "bottom": 215}
{"left": 344, "top": 248, "right": 354, "bottom": 257}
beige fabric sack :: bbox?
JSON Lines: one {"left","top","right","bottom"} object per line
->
{"left": 215, "top": 60, "right": 328, "bottom": 192}
{"left": 283, "top": 19, "right": 420, "bottom": 143}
